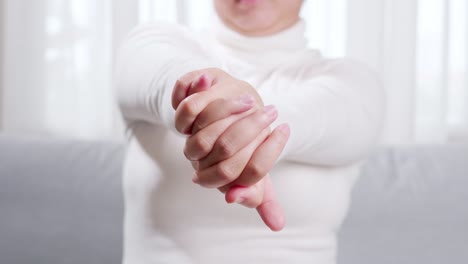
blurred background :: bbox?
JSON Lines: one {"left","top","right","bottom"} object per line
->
{"left": 0, "top": 0, "right": 467, "bottom": 145}
{"left": 1, "top": 1, "right": 467, "bottom": 263}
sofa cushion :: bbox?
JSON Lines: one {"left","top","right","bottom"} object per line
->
{"left": 0, "top": 135, "right": 125, "bottom": 264}
{"left": 339, "top": 144, "right": 468, "bottom": 264}
{"left": 1, "top": 135, "right": 467, "bottom": 264}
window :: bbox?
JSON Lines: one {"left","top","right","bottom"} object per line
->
{"left": 2, "top": 0, "right": 467, "bottom": 143}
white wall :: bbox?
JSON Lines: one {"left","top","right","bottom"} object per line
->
{"left": 347, "top": 0, "right": 418, "bottom": 145}
{"left": 3, "top": 0, "right": 46, "bottom": 134}
{"left": 0, "top": 0, "right": 4, "bottom": 130}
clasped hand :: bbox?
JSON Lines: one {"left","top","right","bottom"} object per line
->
{"left": 171, "top": 68, "right": 290, "bottom": 231}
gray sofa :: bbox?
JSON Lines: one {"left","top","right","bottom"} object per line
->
{"left": 0, "top": 135, "right": 467, "bottom": 264}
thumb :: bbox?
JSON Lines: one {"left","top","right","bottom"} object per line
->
{"left": 225, "top": 176, "right": 285, "bottom": 232}
{"left": 256, "top": 177, "right": 285, "bottom": 232}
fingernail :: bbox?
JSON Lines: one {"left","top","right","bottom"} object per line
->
{"left": 197, "top": 74, "right": 205, "bottom": 83}
{"left": 278, "top": 123, "right": 290, "bottom": 135}
{"left": 235, "top": 197, "right": 245, "bottom": 204}
{"left": 239, "top": 94, "right": 254, "bottom": 105}
{"left": 264, "top": 105, "right": 277, "bottom": 118}
{"left": 191, "top": 74, "right": 205, "bottom": 89}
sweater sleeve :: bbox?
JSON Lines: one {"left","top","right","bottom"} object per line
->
{"left": 260, "top": 58, "right": 385, "bottom": 167}
{"left": 114, "top": 22, "right": 217, "bottom": 131}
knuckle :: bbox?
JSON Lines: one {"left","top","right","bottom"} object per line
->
{"left": 174, "top": 79, "right": 184, "bottom": 90}
{"left": 216, "top": 137, "right": 235, "bottom": 158}
{"left": 180, "top": 97, "right": 200, "bottom": 116}
{"left": 192, "top": 135, "right": 212, "bottom": 156}
{"left": 183, "top": 145, "right": 194, "bottom": 161}
{"left": 174, "top": 114, "right": 187, "bottom": 133}
{"left": 188, "top": 160, "right": 199, "bottom": 170}
{"left": 191, "top": 120, "right": 204, "bottom": 134}
{"left": 246, "top": 162, "right": 266, "bottom": 179}
{"left": 215, "top": 163, "right": 234, "bottom": 182}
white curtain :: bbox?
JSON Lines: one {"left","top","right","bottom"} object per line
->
{"left": 3, "top": 0, "right": 116, "bottom": 139}
{"left": 1, "top": 0, "right": 467, "bottom": 143}
{"left": 347, "top": 0, "right": 468, "bottom": 144}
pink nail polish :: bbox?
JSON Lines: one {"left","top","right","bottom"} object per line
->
{"left": 277, "top": 123, "right": 290, "bottom": 135}
{"left": 197, "top": 74, "right": 205, "bottom": 84}
{"left": 191, "top": 74, "right": 207, "bottom": 91}
{"left": 264, "top": 105, "right": 277, "bottom": 118}
{"left": 239, "top": 94, "right": 254, "bottom": 105}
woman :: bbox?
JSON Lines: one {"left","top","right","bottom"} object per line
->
{"left": 115, "top": 0, "right": 384, "bottom": 263}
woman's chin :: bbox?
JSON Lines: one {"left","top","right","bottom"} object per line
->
{"left": 235, "top": 0, "right": 264, "bottom": 10}
{"left": 232, "top": 17, "right": 277, "bottom": 36}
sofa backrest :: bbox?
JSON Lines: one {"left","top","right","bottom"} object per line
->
{"left": 0, "top": 135, "right": 124, "bottom": 264}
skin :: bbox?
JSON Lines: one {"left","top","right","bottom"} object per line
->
{"left": 213, "top": 0, "right": 303, "bottom": 36}
{"left": 172, "top": 70, "right": 290, "bottom": 231}
{"left": 171, "top": 1, "right": 303, "bottom": 231}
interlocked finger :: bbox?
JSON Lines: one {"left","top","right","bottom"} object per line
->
{"left": 191, "top": 95, "right": 255, "bottom": 135}
{"left": 184, "top": 109, "right": 254, "bottom": 161}
{"left": 197, "top": 105, "right": 278, "bottom": 169}
{"left": 174, "top": 91, "right": 219, "bottom": 134}
{"left": 192, "top": 128, "right": 270, "bottom": 188}
{"left": 233, "top": 124, "right": 290, "bottom": 187}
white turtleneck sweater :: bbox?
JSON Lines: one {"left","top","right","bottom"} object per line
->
{"left": 115, "top": 19, "right": 384, "bottom": 264}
